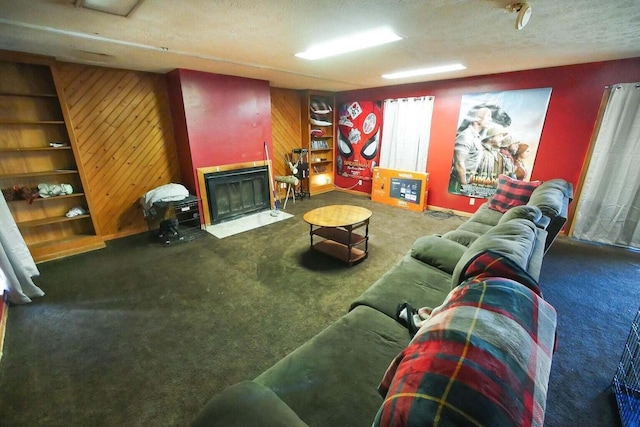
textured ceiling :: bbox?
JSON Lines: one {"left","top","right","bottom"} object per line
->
{"left": 0, "top": 0, "right": 639, "bottom": 91}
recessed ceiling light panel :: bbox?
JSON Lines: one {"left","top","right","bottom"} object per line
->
{"left": 382, "top": 64, "right": 466, "bottom": 79}
{"left": 295, "top": 27, "right": 402, "bottom": 60}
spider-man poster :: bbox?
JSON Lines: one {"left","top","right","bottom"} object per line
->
{"left": 335, "top": 101, "right": 383, "bottom": 191}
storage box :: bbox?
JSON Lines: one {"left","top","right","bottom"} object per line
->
{"left": 371, "top": 167, "right": 428, "bottom": 212}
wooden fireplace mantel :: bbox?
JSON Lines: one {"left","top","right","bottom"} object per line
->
{"left": 197, "top": 160, "right": 273, "bottom": 226}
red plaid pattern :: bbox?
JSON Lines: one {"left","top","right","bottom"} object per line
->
{"left": 375, "top": 276, "right": 557, "bottom": 427}
{"left": 457, "top": 250, "right": 541, "bottom": 294}
{"left": 488, "top": 174, "right": 541, "bottom": 213}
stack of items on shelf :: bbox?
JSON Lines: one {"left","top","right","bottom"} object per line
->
{"left": 302, "top": 91, "right": 335, "bottom": 196}
{"left": 309, "top": 99, "right": 332, "bottom": 127}
{"left": 309, "top": 98, "right": 332, "bottom": 174}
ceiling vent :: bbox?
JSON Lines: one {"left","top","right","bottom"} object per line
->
{"left": 75, "top": 0, "right": 144, "bottom": 17}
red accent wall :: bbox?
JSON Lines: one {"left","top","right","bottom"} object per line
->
{"left": 166, "top": 69, "right": 272, "bottom": 199}
{"left": 336, "top": 58, "right": 640, "bottom": 220}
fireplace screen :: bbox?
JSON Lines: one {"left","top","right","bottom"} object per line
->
{"left": 205, "top": 166, "right": 270, "bottom": 224}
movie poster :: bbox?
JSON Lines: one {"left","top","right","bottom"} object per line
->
{"left": 336, "top": 101, "right": 383, "bottom": 182}
{"left": 448, "top": 88, "right": 552, "bottom": 198}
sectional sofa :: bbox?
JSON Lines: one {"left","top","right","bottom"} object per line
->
{"left": 191, "top": 176, "right": 574, "bottom": 427}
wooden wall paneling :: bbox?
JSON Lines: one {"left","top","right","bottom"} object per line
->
{"left": 270, "top": 87, "right": 302, "bottom": 198}
{"left": 54, "top": 63, "right": 179, "bottom": 240}
{"left": 91, "top": 97, "right": 165, "bottom": 230}
{"left": 64, "top": 67, "right": 112, "bottom": 116}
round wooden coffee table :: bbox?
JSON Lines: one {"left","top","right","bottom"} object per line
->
{"left": 303, "top": 205, "right": 372, "bottom": 266}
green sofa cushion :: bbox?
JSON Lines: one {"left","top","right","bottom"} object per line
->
{"left": 350, "top": 253, "right": 453, "bottom": 320}
{"left": 498, "top": 205, "right": 543, "bottom": 225}
{"left": 456, "top": 220, "right": 495, "bottom": 236}
{"left": 410, "top": 235, "right": 467, "bottom": 274}
{"left": 527, "top": 179, "right": 572, "bottom": 217}
{"left": 255, "top": 305, "right": 410, "bottom": 427}
{"left": 190, "top": 380, "right": 308, "bottom": 427}
{"left": 466, "top": 202, "right": 503, "bottom": 226}
{"left": 451, "top": 218, "right": 540, "bottom": 287}
{"left": 441, "top": 229, "right": 482, "bottom": 247}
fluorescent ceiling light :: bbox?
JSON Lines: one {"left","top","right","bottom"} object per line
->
{"left": 295, "top": 27, "right": 402, "bottom": 60}
{"left": 382, "top": 63, "right": 467, "bottom": 79}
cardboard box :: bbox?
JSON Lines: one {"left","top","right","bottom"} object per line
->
{"left": 371, "top": 167, "right": 428, "bottom": 212}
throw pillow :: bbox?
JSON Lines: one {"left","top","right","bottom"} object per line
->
{"left": 487, "top": 174, "right": 542, "bottom": 213}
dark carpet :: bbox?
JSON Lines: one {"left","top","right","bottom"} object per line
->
{"left": 540, "top": 238, "right": 640, "bottom": 427}
{"left": 0, "top": 190, "right": 637, "bottom": 426}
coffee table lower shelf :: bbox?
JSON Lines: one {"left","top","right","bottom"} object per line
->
{"left": 303, "top": 205, "right": 372, "bottom": 267}
{"left": 312, "top": 239, "right": 367, "bottom": 265}
{"left": 309, "top": 224, "right": 368, "bottom": 266}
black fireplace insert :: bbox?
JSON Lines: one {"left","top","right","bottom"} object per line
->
{"left": 204, "top": 166, "right": 270, "bottom": 224}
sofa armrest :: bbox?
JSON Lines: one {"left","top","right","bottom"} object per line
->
{"left": 526, "top": 179, "right": 573, "bottom": 252}
{"left": 190, "top": 381, "right": 308, "bottom": 427}
{"left": 451, "top": 218, "right": 544, "bottom": 286}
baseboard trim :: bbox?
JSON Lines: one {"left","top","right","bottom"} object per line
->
{"left": 426, "top": 204, "right": 473, "bottom": 218}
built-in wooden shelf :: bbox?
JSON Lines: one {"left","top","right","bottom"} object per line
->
{"left": 7, "top": 193, "right": 86, "bottom": 203}
{"left": 0, "top": 59, "right": 103, "bottom": 263}
{"left": 28, "top": 235, "right": 106, "bottom": 263}
{"left": 300, "top": 90, "right": 335, "bottom": 196}
{"left": 0, "top": 92, "right": 57, "bottom": 98}
{"left": 0, "top": 119, "right": 65, "bottom": 125}
{"left": 0, "top": 169, "right": 78, "bottom": 179}
{"left": 0, "top": 146, "right": 71, "bottom": 152}
{"left": 17, "top": 214, "right": 91, "bottom": 228}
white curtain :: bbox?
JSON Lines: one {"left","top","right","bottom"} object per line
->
{"left": 0, "top": 196, "right": 44, "bottom": 304}
{"left": 379, "top": 96, "right": 434, "bottom": 172}
{"left": 573, "top": 83, "right": 640, "bottom": 249}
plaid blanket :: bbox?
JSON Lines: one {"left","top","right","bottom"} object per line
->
{"left": 457, "top": 250, "right": 540, "bottom": 292}
{"left": 375, "top": 275, "right": 557, "bottom": 427}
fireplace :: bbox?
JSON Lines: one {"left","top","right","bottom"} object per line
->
{"left": 204, "top": 165, "right": 270, "bottom": 224}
